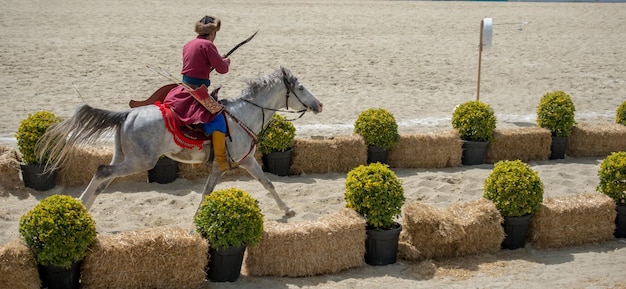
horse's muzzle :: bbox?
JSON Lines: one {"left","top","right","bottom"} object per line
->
{"left": 314, "top": 102, "right": 323, "bottom": 113}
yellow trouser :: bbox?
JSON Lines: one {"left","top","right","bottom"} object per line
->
{"left": 212, "top": 131, "right": 229, "bottom": 171}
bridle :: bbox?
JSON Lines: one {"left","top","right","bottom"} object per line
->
{"left": 222, "top": 73, "right": 314, "bottom": 151}
{"left": 242, "top": 75, "right": 310, "bottom": 122}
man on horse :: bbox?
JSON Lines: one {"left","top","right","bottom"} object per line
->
{"left": 163, "top": 15, "right": 231, "bottom": 171}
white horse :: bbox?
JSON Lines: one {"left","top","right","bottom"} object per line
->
{"left": 38, "top": 67, "right": 323, "bottom": 216}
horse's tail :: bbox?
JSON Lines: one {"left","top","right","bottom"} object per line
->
{"left": 37, "top": 104, "right": 131, "bottom": 172}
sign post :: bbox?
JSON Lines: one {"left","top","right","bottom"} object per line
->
{"left": 477, "top": 17, "right": 492, "bottom": 101}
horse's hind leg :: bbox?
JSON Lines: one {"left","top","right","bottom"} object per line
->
{"left": 80, "top": 166, "right": 118, "bottom": 210}
{"left": 238, "top": 156, "right": 295, "bottom": 217}
{"left": 81, "top": 159, "right": 157, "bottom": 210}
{"left": 79, "top": 136, "right": 157, "bottom": 210}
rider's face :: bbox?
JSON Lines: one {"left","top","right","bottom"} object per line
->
{"left": 208, "top": 31, "right": 217, "bottom": 42}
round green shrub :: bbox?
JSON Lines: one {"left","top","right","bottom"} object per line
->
{"left": 597, "top": 151, "right": 626, "bottom": 205}
{"left": 483, "top": 160, "right": 544, "bottom": 217}
{"left": 19, "top": 195, "right": 97, "bottom": 269}
{"left": 344, "top": 163, "right": 405, "bottom": 229}
{"left": 258, "top": 114, "right": 296, "bottom": 155}
{"left": 616, "top": 101, "right": 626, "bottom": 126}
{"left": 451, "top": 101, "right": 496, "bottom": 142}
{"left": 536, "top": 90, "right": 576, "bottom": 137}
{"left": 15, "top": 111, "right": 62, "bottom": 164}
{"left": 194, "top": 188, "right": 264, "bottom": 249}
{"left": 354, "top": 108, "right": 400, "bottom": 150}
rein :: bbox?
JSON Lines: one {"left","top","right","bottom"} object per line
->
{"left": 242, "top": 76, "right": 308, "bottom": 122}
{"left": 230, "top": 74, "right": 311, "bottom": 145}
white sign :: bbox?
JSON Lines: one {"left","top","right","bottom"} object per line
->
{"left": 482, "top": 18, "right": 493, "bottom": 49}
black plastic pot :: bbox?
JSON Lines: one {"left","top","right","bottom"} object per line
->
{"left": 262, "top": 149, "right": 293, "bottom": 176}
{"left": 549, "top": 136, "right": 568, "bottom": 160}
{"left": 38, "top": 262, "right": 81, "bottom": 289}
{"left": 501, "top": 214, "right": 533, "bottom": 250}
{"left": 367, "top": 145, "right": 389, "bottom": 164}
{"left": 148, "top": 157, "right": 179, "bottom": 184}
{"left": 365, "top": 223, "right": 402, "bottom": 266}
{"left": 615, "top": 205, "right": 626, "bottom": 238}
{"left": 206, "top": 245, "right": 246, "bottom": 282}
{"left": 20, "top": 163, "right": 56, "bottom": 191}
{"left": 461, "top": 140, "right": 489, "bottom": 166}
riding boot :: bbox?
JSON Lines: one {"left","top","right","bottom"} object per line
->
{"left": 212, "top": 131, "right": 229, "bottom": 172}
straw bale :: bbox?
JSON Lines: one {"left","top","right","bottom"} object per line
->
{"left": 178, "top": 161, "right": 249, "bottom": 180}
{"left": 388, "top": 130, "right": 463, "bottom": 168}
{"left": 399, "top": 199, "right": 504, "bottom": 261}
{"left": 178, "top": 162, "right": 211, "bottom": 180}
{"left": 528, "top": 193, "right": 616, "bottom": 249}
{"left": 447, "top": 200, "right": 505, "bottom": 255}
{"left": 58, "top": 146, "right": 145, "bottom": 187}
{"left": 81, "top": 226, "right": 208, "bottom": 289}
{"left": 567, "top": 123, "right": 626, "bottom": 157}
{"left": 290, "top": 135, "right": 366, "bottom": 174}
{"left": 0, "top": 146, "right": 24, "bottom": 191}
{"left": 244, "top": 208, "right": 366, "bottom": 277}
{"left": 485, "top": 127, "right": 552, "bottom": 163}
{"left": 0, "top": 240, "right": 40, "bottom": 289}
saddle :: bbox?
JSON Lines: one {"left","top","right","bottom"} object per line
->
{"left": 130, "top": 84, "right": 224, "bottom": 149}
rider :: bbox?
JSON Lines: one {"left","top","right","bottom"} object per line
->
{"left": 164, "top": 15, "right": 231, "bottom": 171}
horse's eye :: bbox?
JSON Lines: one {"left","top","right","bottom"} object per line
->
{"left": 298, "top": 85, "right": 304, "bottom": 91}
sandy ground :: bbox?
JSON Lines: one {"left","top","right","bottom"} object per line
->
{"left": 1, "top": 0, "right": 626, "bottom": 288}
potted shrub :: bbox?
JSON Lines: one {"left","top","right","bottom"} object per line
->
{"left": 15, "top": 111, "right": 62, "bottom": 190}
{"left": 259, "top": 114, "right": 296, "bottom": 176}
{"left": 19, "top": 195, "right": 97, "bottom": 289}
{"left": 344, "top": 162, "right": 405, "bottom": 265}
{"left": 536, "top": 90, "right": 576, "bottom": 159}
{"left": 148, "top": 155, "right": 179, "bottom": 184}
{"left": 194, "top": 188, "right": 264, "bottom": 282}
{"left": 483, "top": 160, "right": 544, "bottom": 249}
{"left": 616, "top": 100, "right": 626, "bottom": 126}
{"left": 597, "top": 151, "right": 626, "bottom": 238}
{"left": 353, "top": 108, "right": 400, "bottom": 164}
{"left": 451, "top": 100, "right": 496, "bottom": 165}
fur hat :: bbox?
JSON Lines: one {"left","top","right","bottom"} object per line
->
{"left": 195, "top": 15, "right": 221, "bottom": 35}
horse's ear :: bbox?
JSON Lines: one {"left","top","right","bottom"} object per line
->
{"left": 280, "top": 66, "right": 291, "bottom": 77}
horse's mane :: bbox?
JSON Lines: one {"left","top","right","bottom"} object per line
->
{"left": 238, "top": 67, "right": 296, "bottom": 100}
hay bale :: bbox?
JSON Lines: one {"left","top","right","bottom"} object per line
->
{"left": 447, "top": 200, "right": 505, "bottom": 256}
{"left": 178, "top": 161, "right": 249, "bottom": 180}
{"left": 399, "top": 199, "right": 504, "bottom": 261}
{"left": 81, "top": 226, "right": 208, "bottom": 289}
{"left": 244, "top": 208, "right": 366, "bottom": 277}
{"left": 58, "top": 146, "right": 145, "bottom": 187}
{"left": 485, "top": 127, "right": 552, "bottom": 163}
{"left": 567, "top": 123, "right": 626, "bottom": 157}
{"left": 388, "top": 130, "right": 463, "bottom": 168}
{"left": 528, "top": 193, "right": 616, "bottom": 249}
{"left": 0, "top": 240, "right": 40, "bottom": 289}
{"left": 0, "top": 146, "right": 24, "bottom": 191}
{"left": 291, "top": 135, "right": 366, "bottom": 174}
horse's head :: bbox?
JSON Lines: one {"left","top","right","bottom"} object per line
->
{"left": 280, "top": 66, "right": 323, "bottom": 114}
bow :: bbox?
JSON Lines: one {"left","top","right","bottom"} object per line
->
{"left": 225, "top": 30, "right": 259, "bottom": 58}
{"left": 211, "top": 30, "right": 258, "bottom": 72}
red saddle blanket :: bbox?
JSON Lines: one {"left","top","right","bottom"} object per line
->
{"left": 154, "top": 101, "right": 209, "bottom": 150}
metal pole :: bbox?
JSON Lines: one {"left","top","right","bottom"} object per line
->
{"left": 477, "top": 19, "right": 484, "bottom": 102}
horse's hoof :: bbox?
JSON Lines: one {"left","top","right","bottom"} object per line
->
{"left": 284, "top": 209, "right": 296, "bottom": 217}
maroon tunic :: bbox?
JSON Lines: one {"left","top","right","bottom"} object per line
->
{"left": 164, "top": 36, "right": 230, "bottom": 125}
{"left": 164, "top": 85, "right": 218, "bottom": 125}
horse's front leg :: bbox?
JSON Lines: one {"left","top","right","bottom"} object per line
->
{"left": 238, "top": 156, "right": 295, "bottom": 217}
{"left": 196, "top": 162, "right": 226, "bottom": 215}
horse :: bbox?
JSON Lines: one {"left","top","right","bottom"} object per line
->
{"left": 37, "top": 66, "right": 323, "bottom": 216}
